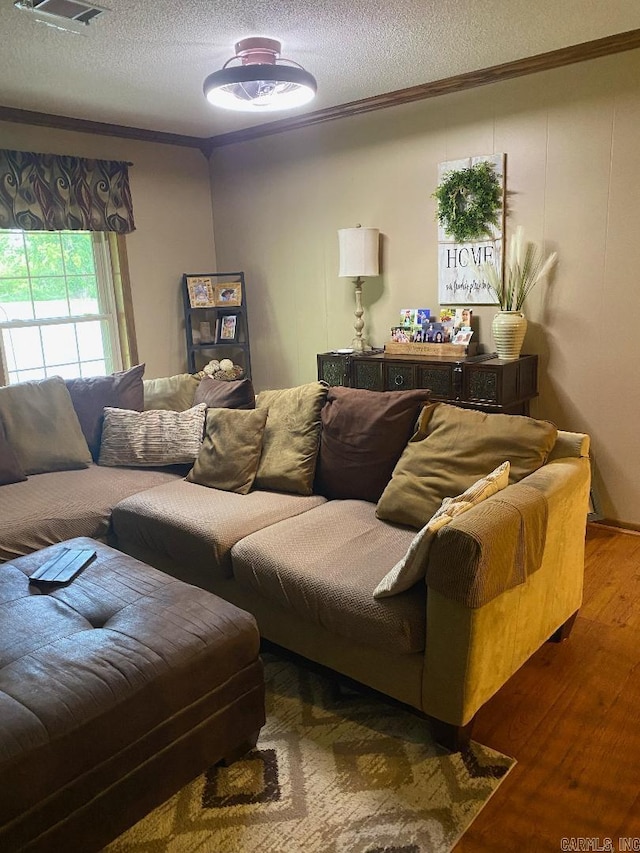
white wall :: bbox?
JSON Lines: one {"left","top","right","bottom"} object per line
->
{"left": 0, "top": 123, "right": 216, "bottom": 379}
{"left": 209, "top": 51, "right": 640, "bottom": 525}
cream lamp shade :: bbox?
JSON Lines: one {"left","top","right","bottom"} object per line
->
{"left": 338, "top": 227, "right": 380, "bottom": 278}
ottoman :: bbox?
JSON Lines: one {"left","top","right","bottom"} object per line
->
{"left": 0, "top": 537, "right": 265, "bottom": 853}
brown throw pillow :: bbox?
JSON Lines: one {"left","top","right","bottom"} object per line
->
{"left": 193, "top": 376, "right": 255, "bottom": 410}
{"left": 0, "top": 376, "right": 92, "bottom": 475}
{"left": 0, "top": 418, "right": 27, "bottom": 485}
{"left": 66, "top": 364, "right": 145, "bottom": 461}
{"left": 376, "top": 402, "right": 558, "bottom": 530}
{"left": 315, "top": 386, "right": 430, "bottom": 502}
{"left": 254, "top": 382, "right": 329, "bottom": 495}
{"left": 187, "top": 407, "right": 268, "bottom": 494}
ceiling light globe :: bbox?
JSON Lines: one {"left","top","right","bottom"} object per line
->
{"left": 204, "top": 65, "right": 317, "bottom": 112}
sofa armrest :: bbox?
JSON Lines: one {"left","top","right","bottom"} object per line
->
{"left": 548, "top": 429, "right": 590, "bottom": 461}
{"left": 421, "top": 455, "right": 591, "bottom": 726}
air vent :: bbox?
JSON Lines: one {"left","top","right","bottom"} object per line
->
{"left": 14, "top": 0, "right": 107, "bottom": 32}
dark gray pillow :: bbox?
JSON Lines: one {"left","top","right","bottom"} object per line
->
{"left": 66, "top": 364, "right": 145, "bottom": 461}
{"left": 0, "top": 418, "right": 27, "bottom": 485}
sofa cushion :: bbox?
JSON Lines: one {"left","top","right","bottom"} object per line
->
{"left": 99, "top": 404, "right": 206, "bottom": 467}
{"left": 193, "top": 376, "right": 255, "bottom": 410}
{"left": 143, "top": 373, "right": 200, "bottom": 411}
{"left": 111, "top": 480, "right": 326, "bottom": 580}
{"left": 315, "top": 386, "right": 430, "bottom": 502}
{"left": 373, "top": 461, "right": 510, "bottom": 598}
{"left": 231, "top": 500, "right": 425, "bottom": 655}
{"left": 0, "top": 376, "right": 92, "bottom": 475}
{"left": 376, "top": 403, "right": 558, "bottom": 529}
{"left": 254, "top": 381, "right": 328, "bottom": 495}
{"left": 187, "top": 408, "right": 268, "bottom": 494}
{"left": 0, "top": 419, "right": 26, "bottom": 486}
{"left": 0, "top": 464, "right": 185, "bottom": 563}
{"left": 66, "top": 364, "right": 145, "bottom": 461}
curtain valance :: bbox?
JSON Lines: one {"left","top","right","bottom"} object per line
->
{"left": 0, "top": 149, "right": 135, "bottom": 233}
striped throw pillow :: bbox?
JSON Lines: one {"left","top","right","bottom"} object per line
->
{"left": 99, "top": 404, "right": 206, "bottom": 467}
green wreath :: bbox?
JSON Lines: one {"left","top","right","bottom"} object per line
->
{"left": 433, "top": 161, "right": 502, "bottom": 243}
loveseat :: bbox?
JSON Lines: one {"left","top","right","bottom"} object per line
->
{"left": 0, "top": 366, "right": 592, "bottom": 747}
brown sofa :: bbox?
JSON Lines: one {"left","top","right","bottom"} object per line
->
{"left": 0, "top": 371, "right": 592, "bottom": 748}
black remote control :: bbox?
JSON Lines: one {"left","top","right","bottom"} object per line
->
{"left": 29, "top": 547, "right": 97, "bottom": 586}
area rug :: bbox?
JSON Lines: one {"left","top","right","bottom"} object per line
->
{"left": 105, "top": 653, "right": 514, "bottom": 853}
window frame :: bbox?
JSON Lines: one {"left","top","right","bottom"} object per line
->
{"left": 0, "top": 230, "right": 136, "bottom": 385}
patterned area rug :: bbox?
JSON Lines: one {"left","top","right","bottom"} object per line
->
{"left": 106, "top": 654, "right": 514, "bottom": 853}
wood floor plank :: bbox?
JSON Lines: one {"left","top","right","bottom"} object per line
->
{"left": 456, "top": 525, "right": 640, "bottom": 851}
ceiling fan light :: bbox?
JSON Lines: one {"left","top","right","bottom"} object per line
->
{"left": 203, "top": 38, "right": 317, "bottom": 113}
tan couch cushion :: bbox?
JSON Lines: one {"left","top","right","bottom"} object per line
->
{"left": 254, "top": 382, "right": 328, "bottom": 495}
{"left": 373, "top": 461, "right": 510, "bottom": 598}
{"left": 187, "top": 408, "right": 268, "bottom": 494}
{"left": 0, "top": 376, "right": 91, "bottom": 475}
{"left": 112, "top": 480, "right": 326, "bottom": 580}
{"left": 0, "top": 464, "right": 184, "bottom": 563}
{"left": 143, "top": 374, "right": 200, "bottom": 411}
{"left": 376, "top": 403, "right": 557, "bottom": 529}
{"left": 231, "top": 500, "right": 425, "bottom": 655}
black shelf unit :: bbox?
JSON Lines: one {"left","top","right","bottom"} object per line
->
{"left": 182, "top": 271, "right": 252, "bottom": 379}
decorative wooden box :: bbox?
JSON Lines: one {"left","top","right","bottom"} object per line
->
{"left": 384, "top": 341, "right": 478, "bottom": 358}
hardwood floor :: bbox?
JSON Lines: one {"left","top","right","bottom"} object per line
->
{"left": 457, "top": 524, "right": 640, "bottom": 851}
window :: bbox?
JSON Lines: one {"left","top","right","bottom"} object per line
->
{"left": 0, "top": 230, "right": 124, "bottom": 384}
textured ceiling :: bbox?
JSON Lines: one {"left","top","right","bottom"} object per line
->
{"left": 0, "top": 0, "right": 639, "bottom": 139}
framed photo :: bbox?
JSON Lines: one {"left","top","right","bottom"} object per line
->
{"left": 214, "top": 282, "right": 242, "bottom": 307}
{"left": 186, "top": 276, "right": 216, "bottom": 308}
{"left": 218, "top": 314, "right": 238, "bottom": 342}
{"left": 199, "top": 320, "right": 215, "bottom": 343}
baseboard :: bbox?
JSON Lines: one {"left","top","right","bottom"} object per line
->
{"left": 589, "top": 519, "right": 640, "bottom": 536}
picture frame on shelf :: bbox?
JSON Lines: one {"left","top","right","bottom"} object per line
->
{"left": 218, "top": 314, "right": 238, "bottom": 342}
{"left": 199, "top": 320, "right": 215, "bottom": 344}
{"left": 214, "top": 282, "right": 243, "bottom": 307}
{"left": 186, "top": 276, "right": 216, "bottom": 308}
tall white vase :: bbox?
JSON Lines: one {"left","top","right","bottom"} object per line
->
{"left": 491, "top": 311, "right": 528, "bottom": 360}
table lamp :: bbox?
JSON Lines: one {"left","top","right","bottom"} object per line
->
{"left": 338, "top": 225, "right": 380, "bottom": 352}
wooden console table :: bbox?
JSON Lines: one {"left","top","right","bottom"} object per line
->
{"left": 317, "top": 351, "right": 539, "bottom": 415}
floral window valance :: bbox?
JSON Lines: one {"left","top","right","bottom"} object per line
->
{"left": 0, "top": 149, "right": 135, "bottom": 233}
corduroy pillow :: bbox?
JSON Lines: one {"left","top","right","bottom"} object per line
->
{"left": 0, "top": 418, "right": 27, "bottom": 485}
{"left": 376, "top": 403, "right": 558, "bottom": 530}
{"left": 193, "top": 376, "right": 255, "bottom": 410}
{"left": 143, "top": 373, "right": 200, "bottom": 411}
{"left": 66, "top": 364, "right": 145, "bottom": 461}
{"left": 315, "top": 386, "right": 430, "bottom": 502}
{"left": 99, "top": 403, "right": 206, "bottom": 467}
{"left": 373, "top": 461, "right": 510, "bottom": 598}
{"left": 0, "top": 376, "right": 92, "bottom": 475}
{"left": 254, "top": 381, "right": 328, "bottom": 495}
{"left": 187, "top": 407, "right": 268, "bottom": 494}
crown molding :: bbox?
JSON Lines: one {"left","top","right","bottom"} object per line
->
{"left": 0, "top": 105, "right": 210, "bottom": 154}
{"left": 1, "top": 28, "right": 639, "bottom": 154}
